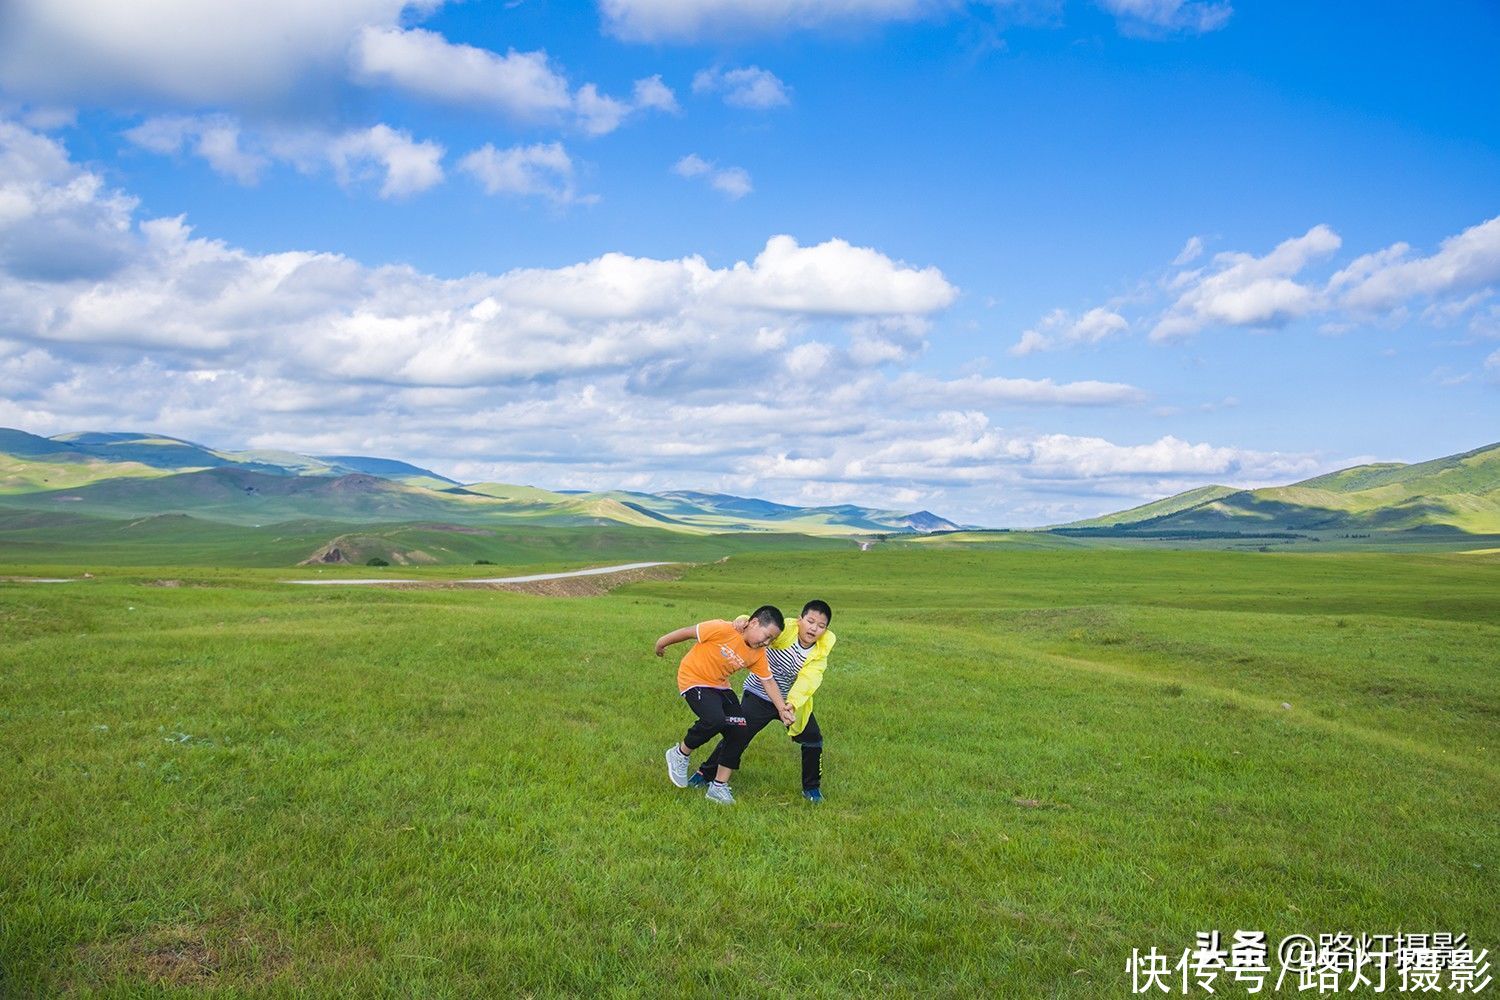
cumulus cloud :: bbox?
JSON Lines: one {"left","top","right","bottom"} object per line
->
{"left": 126, "top": 116, "right": 269, "bottom": 185}
{"left": 1010, "top": 306, "right": 1129, "bottom": 355}
{"left": 1021, "top": 433, "right": 1312, "bottom": 480}
{"left": 351, "top": 26, "right": 676, "bottom": 136}
{"left": 1151, "top": 225, "right": 1341, "bottom": 340}
{"left": 632, "top": 75, "right": 681, "bottom": 114}
{"left": 1098, "top": 0, "right": 1232, "bottom": 35}
{"left": 0, "top": 0, "right": 415, "bottom": 106}
{"left": 3, "top": 121, "right": 954, "bottom": 370}
{"left": 0, "top": 6, "right": 677, "bottom": 139}
{"left": 692, "top": 66, "right": 791, "bottom": 109}
{"left": 459, "top": 142, "right": 589, "bottom": 204}
{"left": 716, "top": 235, "right": 957, "bottom": 314}
{"left": 1031, "top": 216, "right": 1500, "bottom": 349}
{"left": 350, "top": 26, "right": 571, "bottom": 120}
{"left": 124, "top": 116, "right": 444, "bottom": 198}
{"left": 0, "top": 120, "right": 137, "bottom": 281}
{"left": 1330, "top": 214, "right": 1500, "bottom": 314}
{"left": 323, "top": 125, "right": 444, "bottom": 198}
{"left": 673, "top": 153, "right": 753, "bottom": 200}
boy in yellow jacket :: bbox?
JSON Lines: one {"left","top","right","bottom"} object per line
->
{"left": 690, "top": 600, "right": 836, "bottom": 803}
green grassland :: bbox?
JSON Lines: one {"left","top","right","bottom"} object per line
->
{"left": 0, "top": 510, "right": 853, "bottom": 570}
{"left": 2, "top": 547, "right": 1496, "bottom": 997}
{"left": 0, "top": 455, "right": 177, "bottom": 494}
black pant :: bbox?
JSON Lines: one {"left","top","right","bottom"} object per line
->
{"left": 698, "top": 692, "right": 823, "bottom": 790}
{"left": 681, "top": 686, "right": 747, "bottom": 752}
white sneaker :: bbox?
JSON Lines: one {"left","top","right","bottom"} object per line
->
{"left": 665, "top": 745, "right": 691, "bottom": 787}
{"left": 705, "top": 781, "right": 735, "bottom": 805}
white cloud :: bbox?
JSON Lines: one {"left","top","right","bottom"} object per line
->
{"left": 1098, "top": 0, "right": 1232, "bottom": 35}
{"left": 715, "top": 235, "right": 956, "bottom": 314}
{"left": 1022, "top": 433, "right": 1315, "bottom": 480}
{"left": 0, "top": 120, "right": 137, "bottom": 282}
{"left": 692, "top": 66, "right": 791, "bottom": 109}
{"left": 12, "top": 105, "right": 77, "bottom": 131}
{"left": 351, "top": 26, "right": 677, "bottom": 136}
{"left": 1172, "top": 235, "right": 1204, "bottom": 266}
{"left": 1010, "top": 306, "right": 1128, "bottom": 355}
{"left": 124, "top": 116, "right": 268, "bottom": 185}
{"left": 893, "top": 373, "right": 1145, "bottom": 407}
{"left": 0, "top": 0, "right": 414, "bottom": 106}
{"left": 673, "top": 153, "right": 710, "bottom": 178}
{"left": 124, "top": 116, "right": 444, "bottom": 198}
{"left": 599, "top": 0, "right": 941, "bottom": 42}
{"left": 459, "top": 142, "right": 587, "bottom": 204}
{"left": 350, "top": 26, "right": 572, "bottom": 120}
{"left": 672, "top": 153, "right": 753, "bottom": 200}
{"left": 324, "top": 125, "right": 445, "bottom": 198}
{"left": 632, "top": 75, "right": 680, "bottom": 114}
{"left": 1330, "top": 214, "right": 1500, "bottom": 313}
{"left": 573, "top": 84, "right": 631, "bottom": 137}
{"left": 847, "top": 316, "right": 929, "bottom": 366}
{"left": 710, "top": 167, "right": 753, "bottom": 199}
{"left": 1151, "top": 225, "right": 1341, "bottom": 340}
{"left": 3, "top": 121, "right": 955, "bottom": 369}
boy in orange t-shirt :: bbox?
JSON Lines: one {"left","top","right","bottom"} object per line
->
{"left": 654, "top": 605, "right": 795, "bottom": 804}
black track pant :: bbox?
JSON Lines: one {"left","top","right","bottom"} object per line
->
{"left": 698, "top": 692, "right": 823, "bottom": 790}
{"left": 681, "top": 686, "right": 747, "bottom": 752}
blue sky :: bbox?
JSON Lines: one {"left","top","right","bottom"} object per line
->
{"left": 0, "top": 0, "right": 1496, "bottom": 526}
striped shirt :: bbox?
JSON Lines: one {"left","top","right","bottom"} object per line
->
{"left": 743, "top": 638, "right": 810, "bottom": 702}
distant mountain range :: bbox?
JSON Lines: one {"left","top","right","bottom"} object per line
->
{"left": 1056, "top": 441, "right": 1500, "bottom": 538}
{"left": 0, "top": 428, "right": 964, "bottom": 538}
{"left": 4, "top": 428, "right": 1496, "bottom": 562}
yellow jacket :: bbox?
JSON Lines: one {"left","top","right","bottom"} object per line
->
{"left": 752, "top": 617, "right": 836, "bottom": 738}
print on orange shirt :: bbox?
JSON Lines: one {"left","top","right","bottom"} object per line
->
{"left": 676, "top": 619, "right": 771, "bottom": 693}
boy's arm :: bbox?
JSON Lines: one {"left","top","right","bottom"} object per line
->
{"left": 786, "top": 658, "right": 825, "bottom": 708}
{"left": 654, "top": 625, "right": 697, "bottom": 657}
{"left": 763, "top": 682, "right": 796, "bottom": 725}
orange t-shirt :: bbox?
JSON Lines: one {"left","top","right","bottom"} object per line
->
{"left": 677, "top": 620, "right": 771, "bottom": 693}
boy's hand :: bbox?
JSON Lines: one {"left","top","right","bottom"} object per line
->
{"left": 778, "top": 705, "right": 796, "bottom": 725}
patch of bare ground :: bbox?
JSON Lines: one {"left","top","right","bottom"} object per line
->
{"left": 299, "top": 535, "right": 439, "bottom": 566}
{"left": 68, "top": 919, "right": 292, "bottom": 992}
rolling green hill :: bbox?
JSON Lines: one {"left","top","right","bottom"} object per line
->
{"left": 0, "top": 454, "right": 175, "bottom": 494}
{"left": 1058, "top": 485, "right": 1239, "bottom": 529}
{"left": 1058, "top": 441, "right": 1500, "bottom": 539}
{"left": 1, "top": 429, "right": 457, "bottom": 487}
{"left": 0, "top": 427, "right": 963, "bottom": 541}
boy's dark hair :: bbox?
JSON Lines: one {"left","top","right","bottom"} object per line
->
{"left": 748, "top": 605, "right": 785, "bottom": 630}
{"left": 801, "top": 599, "right": 833, "bottom": 624}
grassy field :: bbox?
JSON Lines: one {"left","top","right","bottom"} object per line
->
{"left": 0, "top": 511, "right": 853, "bottom": 569}
{"left": 2, "top": 548, "right": 1497, "bottom": 996}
